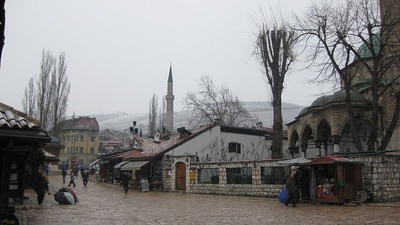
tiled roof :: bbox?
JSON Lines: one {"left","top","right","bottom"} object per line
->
{"left": 0, "top": 102, "right": 50, "bottom": 142}
{"left": 102, "top": 141, "right": 124, "bottom": 147}
{"left": 58, "top": 117, "right": 99, "bottom": 131}
{"left": 106, "top": 124, "right": 216, "bottom": 161}
{"left": 0, "top": 102, "right": 40, "bottom": 129}
{"left": 43, "top": 149, "right": 57, "bottom": 158}
{"left": 43, "top": 149, "right": 59, "bottom": 162}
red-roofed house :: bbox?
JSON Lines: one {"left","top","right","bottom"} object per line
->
{"left": 100, "top": 122, "right": 288, "bottom": 192}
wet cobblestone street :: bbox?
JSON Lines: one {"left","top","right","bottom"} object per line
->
{"left": 14, "top": 174, "right": 400, "bottom": 225}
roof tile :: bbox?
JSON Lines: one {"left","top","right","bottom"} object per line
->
{"left": 0, "top": 102, "right": 40, "bottom": 129}
{"left": 107, "top": 124, "right": 215, "bottom": 161}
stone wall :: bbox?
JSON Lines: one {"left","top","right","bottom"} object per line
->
{"left": 186, "top": 160, "right": 286, "bottom": 198}
{"left": 350, "top": 155, "right": 400, "bottom": 202}
{"left": 172, "top": 155, "right": 400, "bottom": 202}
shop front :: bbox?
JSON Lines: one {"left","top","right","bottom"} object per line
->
{"left": 307, "top": 156, "right": 362, "bottom": 204}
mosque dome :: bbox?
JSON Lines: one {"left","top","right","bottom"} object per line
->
{"left": 354, "top": 34, "right": 381, "bottom": 61}
{"left": 298, "top": 90, "right": 370, "bottom": 117}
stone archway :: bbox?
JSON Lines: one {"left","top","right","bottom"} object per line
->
{"left": 316, "top": 119, "right": 332, "bottom": 156}
{"left": 289, "top": 130, "right": 300, "bottom": 157}
{"left": 338, "top": 121, "right": 371, "bottom": 152}
{"left": 301, "top": 125, "right": 313, "bottom": 157}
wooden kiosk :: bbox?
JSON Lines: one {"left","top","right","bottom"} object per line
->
{"left": 307, "top": 156, "right": 362, "bottom": 204}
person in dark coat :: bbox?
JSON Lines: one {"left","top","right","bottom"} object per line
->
{"left": 34, "top": 173, "right": 49, "bottom": 205}
{"left": 82, "top": 171, "right": 89, "bottom": 187}
{"left": 80, "top": 166, "right": 85, "bottom": 178}
{"left": 61, "top": 169, "right": 67, "bottom": 184}
{"left": 121, "top": 172, "right": 132, "bottom": 194}
{"left": 285, "top": 174, "right": 297, "bottom": 207}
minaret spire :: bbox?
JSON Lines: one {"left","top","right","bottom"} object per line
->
{"left": 165, "top": 63, "right": 175, "bottom": 133}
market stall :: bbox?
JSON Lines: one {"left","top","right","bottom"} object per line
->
{"left": 307, "top": 156, "right": 362, "bottom": 204}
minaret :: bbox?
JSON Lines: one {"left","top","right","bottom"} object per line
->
{"left": 165, "top": 64, "right": 174, "bottom": 133}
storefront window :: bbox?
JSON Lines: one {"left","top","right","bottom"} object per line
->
{"left": 197, "top": 168, "right": 219, "bottom": 184}
{"left": 226, "top": 167, "right": 252, "bottom": 184}
{"left": 261, "top": 167, "right": 289, "bottom": 184}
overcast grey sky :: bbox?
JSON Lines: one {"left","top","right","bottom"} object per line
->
{"left": 0, "top": 0, "right": 333, "bottom": 116}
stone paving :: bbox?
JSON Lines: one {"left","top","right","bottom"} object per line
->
{"left": 13, "top": 174, "right": 400, "bottom": 225}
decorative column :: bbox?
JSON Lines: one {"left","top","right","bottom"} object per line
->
{"left": 332, "top": 135, "right": 341, "bottom": 153}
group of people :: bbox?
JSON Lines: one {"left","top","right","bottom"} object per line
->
{"left": 35, "top": 168, "right": 91, "bottom": 205}
{"left": 63, "top": 169, "right": 89, "bottom": 188}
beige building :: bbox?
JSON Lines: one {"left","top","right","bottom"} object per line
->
{"left": 58, "top": 117, "right": 100, "bottom": 167}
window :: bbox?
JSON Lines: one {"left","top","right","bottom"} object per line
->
{"left": 228, "top": 142, "right": 241, "bottom": 153}
{"left": 91, "top": 136, "right": 95, "bottom": 142}
{"left": 197, "top": 168, "right": 219, "bottom": 184}
{"left": 90, "top": 147, "right": 94, "bottom": 154}
{"left": 226, "top": 167, "right": 252, "bottom": 184}
{"left": 261, "top": 167, "right": 289, "bottom": 184}
{"left": 80, "top": 147, "right": 83, "bottom": 154}
{"left": 80, "top": 135, "right": 84, "bottom": 141}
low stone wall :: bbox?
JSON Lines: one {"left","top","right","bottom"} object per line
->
{"left": 350, "top": 155, "right": 400, "bottom": 202}
{"left": 189, "top": 183, "right": 283, "bottom": 197}
{"left": 182, "top": 155, "right": 400, "bottom": 202}
{"left": 187, "top": 160, "right": 285, "bottom": 198}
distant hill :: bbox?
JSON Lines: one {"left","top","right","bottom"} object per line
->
{"left": 93, "top": 101, "right": 306, "bottom": 132}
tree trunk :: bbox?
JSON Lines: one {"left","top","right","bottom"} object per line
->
{"left": 344, "top": 83, "right": 364, "bottom": 152}
{"left": 271, "top": 89, "right": 283, "bottom": 159}
{"left": 367, "top": 70, "right": 380, "bottom": 151}
{"left": 378, "top": 91, "right": 400, "bottom": 151}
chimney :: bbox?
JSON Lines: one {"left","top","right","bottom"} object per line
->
{"left": 177, "top": 127, "right": 192, "bottom": 139}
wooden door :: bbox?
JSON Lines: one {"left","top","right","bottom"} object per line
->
{"left": 175, "top": 162, "right": 186, "bottom": 190}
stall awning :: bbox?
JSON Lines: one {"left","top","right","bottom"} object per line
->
{"left": 277, "top": 157, "right": 311, "bottom": 166}
{"left": 88, "top": 159, "right": 101, "bottom": 168}
{"left": 114, "top": 161, "right": 129, "bottom": 169}
{"left": 120, "top": 161, "right": 149, "bottom": 171}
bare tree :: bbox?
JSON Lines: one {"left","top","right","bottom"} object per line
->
{"left": 297, "top": 0, "right": 400, "bottom": 151}
{"left": 158, "top": 98, "right": 166, "bottom": 132}
{"left": 36, "top": 49, "right": 55, "bottom": 131}
{"left": 148, "top": 94, "right": 158, "bottom": 137}
{"left": 184, "top": 75, "right": 253, "bottom": 128}
{"left": 51, "top": 53, "right": 71, "bottom": 136}
{"left": 22, "top": 77, "right": 36, "bottom": 117}
{"left": 253, "top": 17, "right": 298, "bottom": 159}
{"left": 22, "top": 49, "right": 71, "bottom": 132}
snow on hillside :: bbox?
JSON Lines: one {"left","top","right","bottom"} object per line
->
{"left": 94, "top": 102, "right": 306, "bottom": 131}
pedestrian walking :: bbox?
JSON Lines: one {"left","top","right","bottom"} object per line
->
{"left": 80, "top": 166, "right": 86, "bottom": 178}
{"left": 61, "top": 169, "right": 67, "bottom": 184}
{"left": 34, "top": 172, "right": 49, "bottom": 205}
{"left": 285, "top": 174, "right": 297, "bottom": 207}
{"left": 68, "top": 171, "right": 76, "bottom": 187}
{"left": 82, "top": 171, "right": 89, "bottom": 187}
{"left": 121, "top": 171, "right": 132, "bottom": 194}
